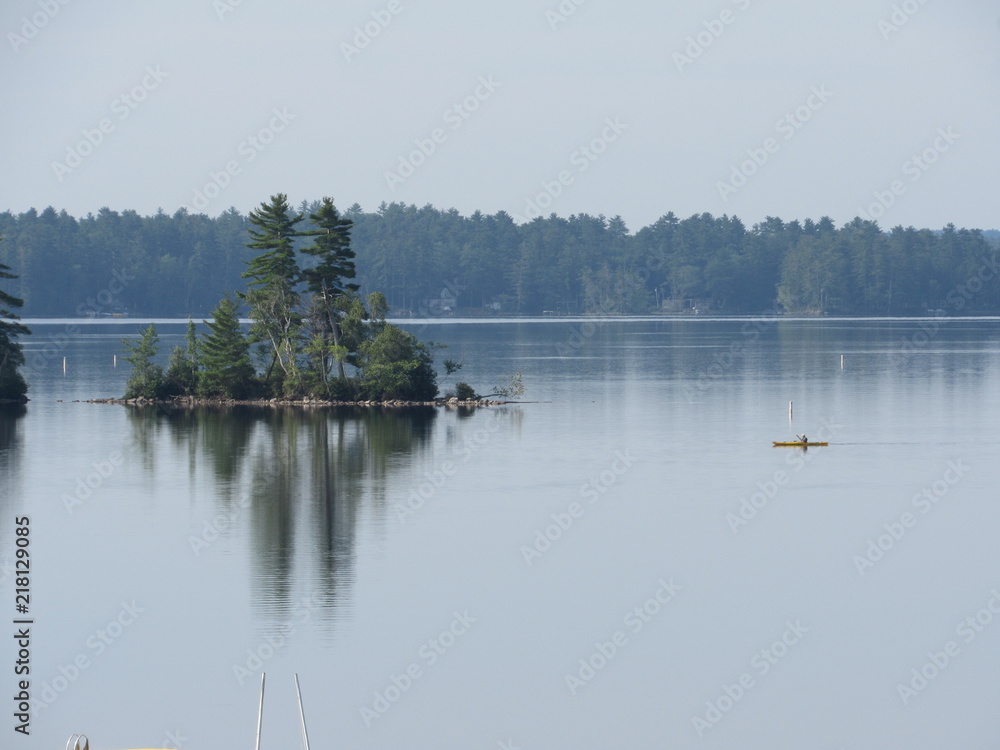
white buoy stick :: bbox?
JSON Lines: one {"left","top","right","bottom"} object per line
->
{"left": 294, "top": 673, "right": 311, "bottom": 750}
{"left": 63, "top": 357, "right": 67, "bottom": 375}
{"left": 841, "top": 354, "right": 844, "bottom": 369}
{"left": 255, "top": 673, "right": 265, "bottom": 750}
{"left": 788, "top": 400, "right": 793, "bottom": 422}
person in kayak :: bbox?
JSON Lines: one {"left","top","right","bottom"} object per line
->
{"left": 797, "top": 434, "right": 807, "bottom": 443}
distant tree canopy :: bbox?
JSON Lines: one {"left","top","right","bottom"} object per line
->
{"left": 0, "top": 204, "right": 997, "bottom": 317}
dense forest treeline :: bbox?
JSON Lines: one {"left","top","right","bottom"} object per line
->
{"left": 0, "top": 204, "right": 997, "bottom": 317}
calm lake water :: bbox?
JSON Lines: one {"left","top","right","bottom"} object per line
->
{"left": 4, "top": 316, "right": 1000, "bottom": 749}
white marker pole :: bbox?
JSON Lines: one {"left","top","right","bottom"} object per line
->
{"left": 294, "top": 674, "right": 311, "bottom": 750}
{"left": 255, "top": 673, "right": 265, "bottom": 750}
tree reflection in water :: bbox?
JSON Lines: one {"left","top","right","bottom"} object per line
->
{"left": 125, "top": 405, "right": 438, "bottom": 627}
{"left": 0, "top": 405, "right": 26, "bottom": 522}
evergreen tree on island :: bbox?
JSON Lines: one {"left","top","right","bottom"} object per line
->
{"left": 199, "top": 295, "right": 257, "bottom": 399}
{"left": 241, "top": 193, "right": 303, "bottom": 394}
{"left": 0, "top": 239, "right": 30, "bottom": 402}
{"left": 121, "top": 324, "right": 167, "bottom": 400}
{"left": 165, "top": 319, "right": 200, "bottom": 396}
{"left": 301, "top": 196, "right": 358, "bottom": 386}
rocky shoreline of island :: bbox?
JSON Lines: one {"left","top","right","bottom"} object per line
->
{"left": 79, "top": 396, "right": 512, "bottom": 408}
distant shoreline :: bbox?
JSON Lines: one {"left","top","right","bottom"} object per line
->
{"left": 20, "top": 313, "right": 1000, "bottom": 326}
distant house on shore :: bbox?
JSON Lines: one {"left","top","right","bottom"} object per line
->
{"left": 426, "top": 287, "right": 458, "bottom": 315}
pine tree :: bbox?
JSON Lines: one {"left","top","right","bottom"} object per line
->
{"left": 0, "top": 244, "right": 29, "bottom": 402}
{"left": 199, "top": 295, "right": 257, "bottom": 399}
{"left": 240, "top": 194, "right": 303, "bottom": 391}
{"left": 121, "top": 324, "right": 167, "bottom": 399}
{"left": 301, "top": 197, "right": 358, "bottom": 384}
{"left": 165, "top": 319, "right": 200, "bottom": 396}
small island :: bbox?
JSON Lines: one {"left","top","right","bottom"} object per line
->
{"left": 107, "top": 194, "right": 522, "bottom": 408}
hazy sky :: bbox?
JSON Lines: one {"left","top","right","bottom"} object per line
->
{"left": 3, "top": 0, "right": 998, "bottom": 231}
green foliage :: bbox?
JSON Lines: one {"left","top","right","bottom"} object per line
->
{"left": 366, "top": 291, "right": 389, "bottom": 322}
{"left": 455, "top": 382, "right": 478, "bottom": 400}
{"left": 359, "top": 323, "right": 438, "bottom": 401}
{"left": 165, "top": 346, "right": 198, "bottom": 396}
{"left": 121, "top": 324, "right": 168, "bottom": 399}
{"left": 0, "top": 235, "right": 29, "bottom": 401}
{"left": 241, "top": 194, "right": 303, "bottom": 386}
{"left": 243, "top": 193, "right": 302, "bottom": 289}
{"left": 326, "top": 377, "right": 355, "bottom": 401}
{"left": 300, "top": 197, "right": 358, "bottom": 383}
{"left": 199, "top": 296, "right": 258, "bottom": 399}
{"left": 333, "top": 293, "right": 372, "bottom": 370}
{"left": 304, "top": 333, "right": 349, "bottom": 394}
{"left": 581, "top": 265, "right": 653, "bottom": 314}
{"left": 0, "top": 326, "right": 27, "bottom": 401}
{"left": 437, "top": 357, "right": 464, "bottom": 394}
{"left": 163, "top": 319, "right": 200, "bottom": 396}
{"left": 301, "top": 197, "right": 357, "bottom": 297}
{"left": 185, "top": 318, "right": 199, "bottom": 361}
{"left": 2, "top": 205, "right": 999, "bottom": 318}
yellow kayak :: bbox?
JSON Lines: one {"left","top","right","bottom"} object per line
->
{"left": 773, "top": 441, "right": 828, "bottom": 447}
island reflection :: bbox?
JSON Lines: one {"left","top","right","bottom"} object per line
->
{"left": 125, "top": 404, "right": 440, "bottom": 630}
